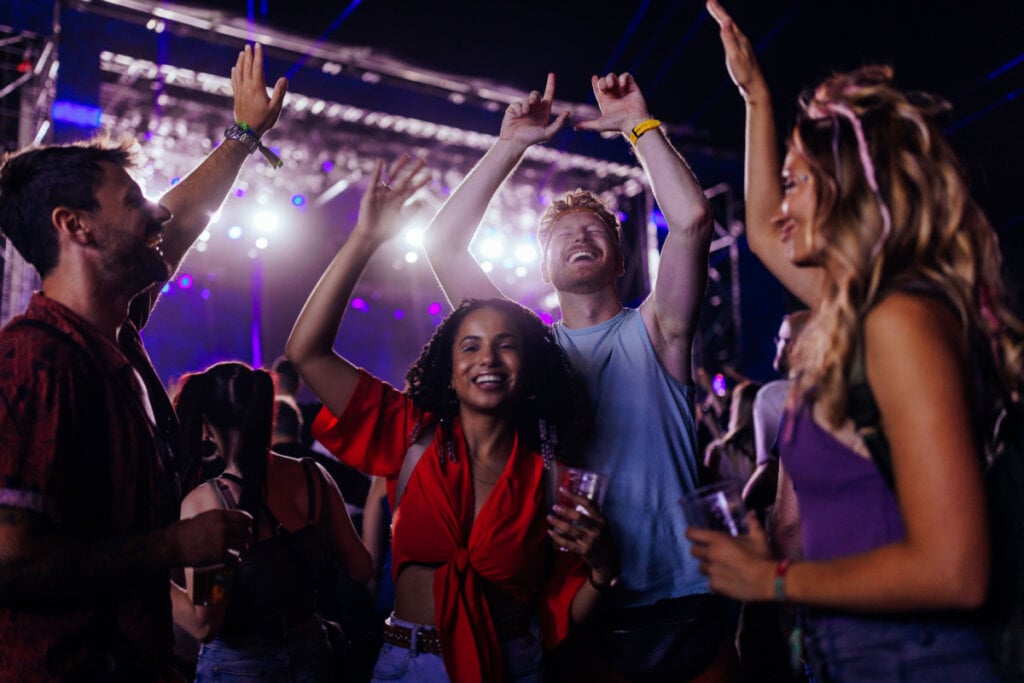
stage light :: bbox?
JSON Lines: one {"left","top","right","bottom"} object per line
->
{"left": 428, "top": 301, "right": 443, "bottom": 316}
{"left": 161, "top": 283, "right": 171, "bottom": 294}
{"left": 404, "top": 251, "right": 419, "bottom": 264}
{"left": 712, "top": 373, "right": 727, "bottom": 397}
{"left": 255, "top": 237, "right": 269, "bottom": 250}
{"left": 170, "top": 177, "right": 181, "bottom": 186}
{"left": 393, "top": 309, "right": 404, "bottom": 320}
{"left": 519, "top": 210, "right": 537, "bottom": 229}
{"left": 539, "top": 312, "right": 553, "bottom": 325}
{"left": 515, "top": 266, "right": 527, "bottom": 277}
{"left": 178, "top": 274, "right": 193, "bottom": 289}
{"left": 481, "top": 261, "right": 494, "bottom": 273}
{"left": 234, "top": 188, "right": 246, "bottom": 198}
{"left": 253, "top": 210, "right": 279, "bottom": 233}
{"left": 404, "top": 226, "right": 425, "bottom": 247}
{"left": 208, "top": 209, "right": 222, "bottom": 224}
{"left": 201, "top": 288, "right": 211, "bottom": 300}
{"left": 199, "top": 230, "right": 211, "bottom": 242}
{"left": 195, "top": 241, "right": 208, "bottom": 252}
{"left": 321, "top": 160, "right": 335, "bottom": 173}
{"left": 479, "top": 234, "right": 504, "bottom": 260}
{"left": 351, "top": 298, "right": 368, "bottom": 311}
{"left": 514, "top": 242, "right": 537, "bottom": 263}
{"left": 544, "top": 292, "right": 559, "bottom": 309}
{"left": 228, "top": 225, "right": 243, "bottom": 240}
{"left": 291, "top": 194, "right": 306, "bottom": 207}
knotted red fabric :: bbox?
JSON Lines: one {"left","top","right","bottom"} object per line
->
{"left": 313, "top": 370, "right": 586, "bottom": 682}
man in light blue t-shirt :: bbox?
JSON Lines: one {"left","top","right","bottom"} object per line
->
{"left": 423, "top": 72, "right": 730, "bottom": 680}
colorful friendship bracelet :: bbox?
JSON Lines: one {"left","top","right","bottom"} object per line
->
{"left": 628, "top": 118, "right": 662, "bottom": 145}
{"left": 224, "top": 120, "right": 283, "bottom": 169}
{"left": 774, "top": 559, "right": 791, "bottom": 602}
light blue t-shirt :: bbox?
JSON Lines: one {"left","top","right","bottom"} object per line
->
{"left": 552, "top": 308, "right": 708, "bottom": 607}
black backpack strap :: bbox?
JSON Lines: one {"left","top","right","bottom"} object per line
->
{"left": 847, "top": 329, "right": 896, "bottom": 490}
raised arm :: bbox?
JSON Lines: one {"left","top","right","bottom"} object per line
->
{"left": 707, "top": 0, "right": 822, "bottom": 306}
{"left": 576, "top": 73, "right": 713, "bottom": 384}
{"left": 424, "top": 73, "right": 570, "bottom": 308}
{"left": 285, "top": 158, "right": 429, "bottom": 417}
{"left": 133, "top": 44, "right": 288, "bottom": 324}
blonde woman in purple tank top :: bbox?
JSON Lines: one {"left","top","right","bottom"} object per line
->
{"left": 684, "top": 2, "right": 1024, "bottom": 681}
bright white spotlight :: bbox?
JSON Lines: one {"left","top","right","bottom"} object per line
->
{"left": 515, "top": 266, "right": 527, "bottom": 277}
{"left": 208, "top": 209, "right": 222, "bottom": 225}
{"left": 404, "top": 227, "right": 425, "bottom": 248}
{"left": 479, "top": 235, "right": 504, "bottom": 260}
{"left": 253, "top": 210, "right": 279, "bottom": 233}
{"left": 227, "top": 225, "right": 243, "bottom": 240}
{"left": 255, "top": 237, "right": 269, "bottom": 250}
{"left": 514, "top": 242, "right": 537, "bottom": 263}
{"left": 195, "top": 241, "right": 208, "bottom": 253}
{"left": 199, "top": 230, "right": 211, "bottom": 242}
{"left": 481, "top": 261, "right": 494, "bottom": 273}
{"left": 404, "top": 251, "right": 419, "bottom": 263}
{"left": 544, "top": 292, "right": 560, "bottom": 309}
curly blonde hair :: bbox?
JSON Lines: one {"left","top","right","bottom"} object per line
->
{"left": 787, "top": 65, "right": 1024, "bottom": 426}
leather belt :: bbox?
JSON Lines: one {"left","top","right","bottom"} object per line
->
{"left": 382, "top": 612, "right": 534, "bottom": 655}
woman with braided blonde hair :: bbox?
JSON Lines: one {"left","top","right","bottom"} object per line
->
{"left": 686, "top": 1, "right": 1024, "bottom": 680}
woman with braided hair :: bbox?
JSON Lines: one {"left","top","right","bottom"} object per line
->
{"left": 286, "top": 157, "right": 616, "bottom": 682}
{"left": 170, "top": 361, "right": 372, "bottom": 681}
{"left": 686, "top": 2, "right": 1024, "bottom": 680}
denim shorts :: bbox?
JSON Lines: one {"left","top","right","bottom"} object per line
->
{"left": 370, "top": 614, "right": 542, "bottom": 683}
{"left": 801, "top": 613, "right": 1000, "bottom": 682}
{"left": 195, "top": 626, "right": 334, "bottom": 683}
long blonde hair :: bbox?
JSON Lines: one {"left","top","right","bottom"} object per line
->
{"left": 787, "top": 65, "right": 1023, "bottom": 427}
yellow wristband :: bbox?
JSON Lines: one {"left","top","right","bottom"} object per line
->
{"left": 628, "top": 118, "right": 662, "bottom": 145}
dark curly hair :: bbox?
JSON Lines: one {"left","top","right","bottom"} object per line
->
{"left": 405, "top": 298, "right": 590, "bottom": 465}
{"left": 174, "top": 362, "right": 276, "bottom": 520}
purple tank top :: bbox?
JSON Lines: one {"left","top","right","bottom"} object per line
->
{"left": 779, "top": 404, "right": 906, "bottom": 561}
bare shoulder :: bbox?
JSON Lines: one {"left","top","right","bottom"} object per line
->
{"left": 864, "top": 291, "right": 963, "bottom": 359}
{"left": 180, "top": 481, "right": 220, "bottom": 519}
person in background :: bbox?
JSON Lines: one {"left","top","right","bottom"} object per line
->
{"left": 171, "top": 361, "right": 372, "bottom": 682}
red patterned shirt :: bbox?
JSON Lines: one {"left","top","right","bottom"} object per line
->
{"left": 0, "top": 293, "right": 180, "bottom": 682}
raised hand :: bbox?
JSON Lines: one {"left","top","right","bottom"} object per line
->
{"left": 169, "top": 509, "right": 253, "bottom": 568}
{"left": 706, "top": 0, "right": 767, "bottom": 101}
{"left": 548, "top": 488, "right": 619, "bottom": 586}
{"left": 353, "top": 156, "right": 431, "bottom": 244}
{"left": 574, "top": 72, "right": 651, "bottom": 136}
{"left": 499, "top": 72, "right": 571, "bottom": 147}
{"left": 231, "top": 43, "right": 288, "bottom": 136}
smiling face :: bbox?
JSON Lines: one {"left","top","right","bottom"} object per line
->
{"left": 87, "top": 161, "right": 172, "bottom": 293}
{"left": 540, "top": 209, "right": 623, "bottom": 294}
{"left": 776, "top": 151, "right": 822, "bottom": 268}
{"left": 450, "top": 305, "right": 525, "bottom": 416}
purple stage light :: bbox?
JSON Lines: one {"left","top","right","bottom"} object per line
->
{"left": 428, "top": 301, "right": 442, "bottom": 316}
{"left": 291, "top": 194, "right": 306, "bottom": 207}
{"left": 351, "top": 298, "right": 369, "bottom": 311}
{"left": 52, "top": 101, "right": 102, "bottom": 127}
{"left": 393, "top": 309, "right": 404, "bottom": 320}
{"left": 178, "top": 274, "right": 193, "bottom": 289}
{"left": 321, "top": 160, "right": 334, "bottom": 172}
{"left": 712, "top": 373, "right": 728, "bottom": 397}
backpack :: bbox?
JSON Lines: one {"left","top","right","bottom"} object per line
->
{"left": 848, "top": 332, "right": 1024, "bottom": 681}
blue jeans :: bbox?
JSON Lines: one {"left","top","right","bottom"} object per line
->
{"left": 195, "top": 626, "right": 334, "bottom": 682}
{"left": 801, "top": 613, "right": 999, "bottom": 682}
{"left": 370, "top": 615, "right": 542, "bottom": 683}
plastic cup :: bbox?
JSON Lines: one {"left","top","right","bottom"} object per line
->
{"left": 191, "top": 564, "right": 234, "bottom": 606}
{"left": 680, "top": 481, "right": 749, "bottom": 536}
{"left": 555, "top": 465, "right": 609, "bottom": 514}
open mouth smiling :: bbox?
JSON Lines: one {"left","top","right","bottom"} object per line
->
{"left": 567, "top": 249, "right": 598, "bottom": 263}
{"left": 473, "top": 373, "right": 507, "bottom": 388}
